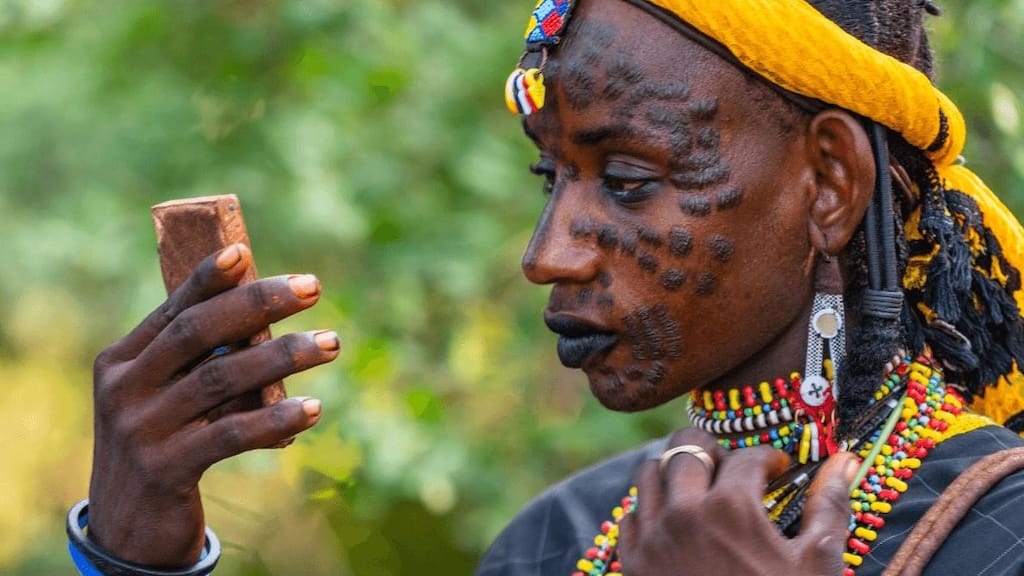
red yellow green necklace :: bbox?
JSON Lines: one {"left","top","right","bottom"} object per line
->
{"left": 571, "top": 353, "right": 968, "bottom": 576}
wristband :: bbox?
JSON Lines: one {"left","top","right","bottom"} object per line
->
{"left": 67, "top": 499, "right": 220, "bottom": 576}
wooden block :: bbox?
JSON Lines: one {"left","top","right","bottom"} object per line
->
{"left": 152, "top": 195, "right": 288, "bottom": 418}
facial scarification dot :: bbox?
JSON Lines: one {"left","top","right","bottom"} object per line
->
{"left": 598, "top": 225, "right": 620, "bottom": 250}
{"left": 577, "top": 288, "right": 594, "bottom": 305}
{"left": 688, "top": 99, "right": 718, "bottom": 120}
{"left": 637, "top": 252, "right": 659, "bottom": 273}
{"left": 696, "top": 272, "right": 718, "bottom": 295}
{"left": 716, "top": 187, "right": 744, "bottom": 211}
{"left": 647, "top": 362, "right": 666, "bottom": 385}
{"left": 622, "top": 305, "right": 683, "bottom": 364}
{"left": 600, "top": 272, "right": 613, "bottom": 288}
{"left": 620, "top": 232, "right": 638, "bottom": 256}
{"left": 637, "top": 227, "right": 663, "bottom": 248}
{"left": 679, "top": 194, "right": 712, "bottom": 217}
{"left": 570, "top": 217, "right": 596, "bottom": 239}
{"left": 696, "top": 127, "right": 720, "bottom": 149}
{"left": 669, "top": 227, "right": 693, "bottom": 258}
{"left": 661, "top": 269, "right": 686, "bottom": 291}
{"left": 598, "top": 293, "right": 615, "bottom": 309}
{"left": 625, "top": 366, "right": 644, "bottom": 381}
{"left": 709, "top": 235, "right": 735, "bottom": 263}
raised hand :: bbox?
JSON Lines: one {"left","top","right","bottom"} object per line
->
{"left": 619, "top": 428, "right": 857, "bottom": 575}
{"left": 87, "top": 244, "right": 339, "bottom": 567}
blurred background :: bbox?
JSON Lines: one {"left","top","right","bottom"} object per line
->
{"left": 0, "top": 0, "right": 1021, "bottom": 574}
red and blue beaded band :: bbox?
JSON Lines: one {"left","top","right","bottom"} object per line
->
{"left": 506, "top": 0, "right": 578, "bottom": 116}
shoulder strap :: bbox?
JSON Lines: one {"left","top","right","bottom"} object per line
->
{"left": 882, "top": 445, "right": 1024, "bottom": 576}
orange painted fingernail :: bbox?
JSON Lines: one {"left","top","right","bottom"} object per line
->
{"left": 302, "top": 398, "right": 322, "bottom": 418}
{"left": 288, "top": 274, "right": 320, "bottom": 299}
{"left": 314, "top": 331, "right": 340, "bottom": 351}
{"left": 216, "top": 244, "right": 242, "bottom": 270}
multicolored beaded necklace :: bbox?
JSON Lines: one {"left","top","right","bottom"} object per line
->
{"left": 571, "top": 353, "right": 964, "bottom": 576}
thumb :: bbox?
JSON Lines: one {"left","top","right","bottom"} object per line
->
{"left": 798, "top": 452, "right": 859, "bottom": 569}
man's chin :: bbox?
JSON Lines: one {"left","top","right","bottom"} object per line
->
{"left": 583, "top": 367, "right": 670, "bottom": 412}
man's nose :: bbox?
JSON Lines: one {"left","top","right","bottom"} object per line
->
{"left": 521, "top": 190, "right": 601, "bottom": 285}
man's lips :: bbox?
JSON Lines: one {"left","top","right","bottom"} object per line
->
{"left": 544, "top": 315, "right": 619, "bottom": 368}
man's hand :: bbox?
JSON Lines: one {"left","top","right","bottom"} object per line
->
{"left": 619, "top": 428, "right": 857, "bottom": 575}
{"left": 87, "top": 244, "right": 340, "bottom": 567}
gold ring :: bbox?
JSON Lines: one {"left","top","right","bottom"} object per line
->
{"left": 659, "top": 444, "right": 716, "bottom": 476}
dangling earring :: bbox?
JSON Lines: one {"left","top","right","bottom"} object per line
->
{"left": 795, "top": 254, "right": 846, "bottom": 463}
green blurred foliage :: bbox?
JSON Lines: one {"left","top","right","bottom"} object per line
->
{"left": 0, "top": 0, "right": 1020, "bottom": 574}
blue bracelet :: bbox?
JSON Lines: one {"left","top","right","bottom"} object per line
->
{"left": 67, "top": 499, "right": 220, "bottom": 576}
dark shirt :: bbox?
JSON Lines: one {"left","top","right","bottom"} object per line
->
{"left": 477, "top": 426, "right": 1024, "bottom": 576}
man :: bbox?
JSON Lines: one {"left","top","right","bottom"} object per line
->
{"left": 69, "top": 0, "right": 1024, "bottom": 575}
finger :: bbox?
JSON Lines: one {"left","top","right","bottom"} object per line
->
{"left": 632, "top": 460, "right": 664, "bottom": 528}
{"left": 798, "top": 452, "right": 858, "bottom": 554}
{"left": 711, "top": 445, "right": 790, "bottom": 504}
{"left": 180, "top": 396, "right": 323, "bottom": 474}
{"left": 661, "top": 428, "right": 723, "bottom": 505}
{"left": 133, "top": 274, "right": 323, "bottom": 385}
{"left": 163, "top": 330, "right": 341, "bottom": 424}
{"left": 105, "top": 244, "right": 252, "bottom": 361}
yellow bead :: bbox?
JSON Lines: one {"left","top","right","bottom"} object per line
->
{"left": 903, "top": 458, "right": 922, "bottom": 469}
{"left": 944, "top": 394, "right": 963, "bottom": 409}
{"left": 760, "top": 382, "right": 773, "bottom": 403}
{"left": 867, "top": 493, "right": 877, "bottom": 503}
{"left": 629, "top": 486, "right": 638, "bottom": 497}
{"left": 886, "top": 477, "right": 908, "bottom": 492}
{"left": 874, "top": 455, "right": 887, "bottom": 467}
{"left": 881, "top": 445, "right": 894, "bottom": 456}
{"left": 843, "top": 553, "right": 864, "bottom": 567}
{"left": 612, "top": 507, "right": 624, "bottom": 521}
{"left": 608, "top": 525, "right": 619, "bottom": 538}
{"left": 595, "top": 535, "right": 607, "bottom": 546}
{"left": 754, "top": 405, "right": 763, "bottom": 415}
{"left": 851, "top": 489, "right": 863, "bottom": 499}
{"left": 577, "top": 559, "right": 595, "bottom": 572}
{"left": 855, "top": 527, "right": 878, "bottom": 542}
{"left": 729, "top": 388, "right": 741, "bottom": 411}
{"left": 871, "top": 501, "right": 893, "bottom": 513}
{"left": 702, "top": 391, "right": 713, "bottom": 410}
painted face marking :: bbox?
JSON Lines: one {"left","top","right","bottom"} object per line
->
{"left": 661, "top": 269, "right": 687, "bottom": 291}
{"left": 696, "top": 272, "right": 718, "bottom": 295}
{"left": 597, "top": 225, "right": 620, "bottom": 250}
{"left": 716, "top": 186, "right": 744, "bottom": 211}
{"left": 709, "top": 234, "right": 735, "bottom": 263}
{"left": 679, "top": 194, "right": 712, "bottom": 217}
{"left": 669, "top": 227, "right": 693, "bottom": 258}
{"left": 637, "top": 252, "right": 659, "bottom": 273}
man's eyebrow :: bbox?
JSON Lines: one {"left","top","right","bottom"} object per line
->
{"left": 571, "top": 123, "right": 653, "bottom": 146}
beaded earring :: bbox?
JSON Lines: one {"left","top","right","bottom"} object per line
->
{"left": 504, "top": 0, "right": 577, "bottom": 116}
{"left": 794, "top": 254, "right": 847, "bottom": 462}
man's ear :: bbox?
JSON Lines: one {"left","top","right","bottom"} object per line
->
{"left": 805, "top": 110, "right": 876, "bottom": 256}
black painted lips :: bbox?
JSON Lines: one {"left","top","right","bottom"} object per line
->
{"left": 545, "top": 315, "right": 619, "bottom": 368}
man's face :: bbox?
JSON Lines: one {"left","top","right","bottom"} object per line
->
{"left": 521, "top": 0, "right": 819, "bottom": 411}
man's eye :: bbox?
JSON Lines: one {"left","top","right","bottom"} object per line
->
{"left": 530, "top": 161, "right": 556, "bottom": 197}
{"left": 602, "top": 176, "right": 656, "bottom": 204}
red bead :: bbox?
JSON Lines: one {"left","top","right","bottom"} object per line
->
{"left": 714, "top": 390, "right": 727, "bottom": 410}
{"left": 775, "top": 378, "right": 789, "bottom": 398}
{"left": 879, "top": 488, "right": 900, "bottom": 501}
{"left": 743, "top": 386, "right": 756, "bottom": 407}
{"left": 919, "top": 438, "right": 935, "bottom": 449}
{"left": 586, "top": 547, "right": 599, "bottom": 559}
{"left": 771, "top": 399, "right": 781, "bottom": 410}
{"left": 622, "top": 497, "right": 632, "bottom": 508}
{"left": 894, "top": 468, "right": 913, "bottom": 479}
{"left": 861, "top": 513, "right": 885, "bottom": 528}
{"left": 610, "top": 561, "right": 622, "bottom": 571}
{"left": 601, "top": 521, "right": 613, "bottom": 533}
{"left": 573, "top": 572, "right": 585, "bottom": 576}
{"left": 760, "top": 432, "right": 770, "bottom": 443}
{"left": 844, "top": 569, "right": 856, "bottom": 576}
{"left": 848, "top": 537, "right": 870, "bottom": 555}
